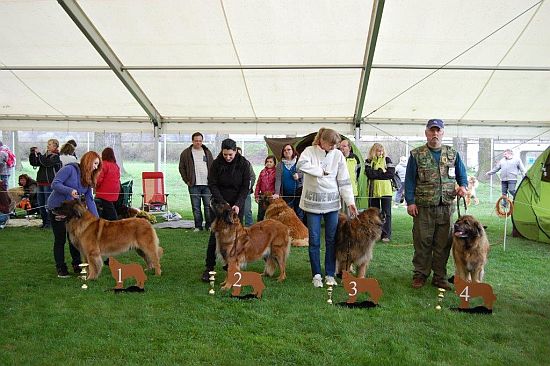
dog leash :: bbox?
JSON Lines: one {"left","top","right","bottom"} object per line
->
{"left": 456, "top": 196, "right": 467, "bottom": 218}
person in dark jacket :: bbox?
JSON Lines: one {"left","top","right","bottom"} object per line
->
{"left": 29, "top": 139, "right": 62, "bottom": 228}
{"left": 47, "top": 151, "right": 101, "bottom": 278}
{"left": 200, "top": 138, "right": 251, "bottom": 282}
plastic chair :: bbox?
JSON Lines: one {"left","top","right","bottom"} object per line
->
{"left": 141, "top": 172, "right": 169, "bottom": 214}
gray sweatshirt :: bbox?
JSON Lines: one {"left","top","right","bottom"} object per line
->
{"left": 487, "top": 156, "right": 526, "bottom": 181}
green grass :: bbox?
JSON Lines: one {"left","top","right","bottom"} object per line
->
{"left": 1, "top": 202, "right": 549, "bottom": 365}
{"left": 3, "top": 163, "right": 549, "bottom": 364}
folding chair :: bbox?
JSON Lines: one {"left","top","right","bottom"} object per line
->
{"left": 118, "top": 180, "right": 134, "bottom": 208}
{"left": 141, "top": 172, "right": 169, "bottom": 214}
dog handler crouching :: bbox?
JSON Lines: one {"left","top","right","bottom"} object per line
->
{"left": 405, "top": 119, "right": 468, "bottom": 290}
{"left": 47, "top": 151, "right": 102, "bottom": 278}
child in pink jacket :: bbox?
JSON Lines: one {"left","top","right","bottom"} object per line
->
{"left": 254, "top": 155, "right": 276, "bottom": 221}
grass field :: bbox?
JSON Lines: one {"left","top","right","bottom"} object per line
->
{"left": 2, "top": 163, "right": 549, "bottom": 365}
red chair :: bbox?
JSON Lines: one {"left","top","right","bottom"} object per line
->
{"left": 141, "top": 172, "right": 169, "bottom": 213}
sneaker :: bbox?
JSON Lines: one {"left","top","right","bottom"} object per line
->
{"left": 312, "top": 274, "right": 323, "bottom": 288}
{"left": 193, "top": 228, "right": 201, "bottom": 232}
{"left": 412, "top": 277, "right": 426, "bottom": 289}
{"left": 57, "top": 267, "right": 70, "bottom": 278}
{"left": 325, "top": 276, "right": 337, "bottom": 286}
{"left": 432, "top": 278, "right": 452, "bottom": 291}
{"left": 381, "top": 238, "right": 390, "bottom": 243}
{"left": 201, "top": 268, "right": 212, "bottom": 282}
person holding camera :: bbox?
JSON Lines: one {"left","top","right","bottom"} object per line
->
{"left": 29, "top": 139, "right": 62, "bottom": 229}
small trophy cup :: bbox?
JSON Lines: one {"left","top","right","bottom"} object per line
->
{"left": 79, "top": 263, "right": 89, "bottom": 290}
{"left": 327, "top": 285, "right": 334, "bottom": 305}
{"left": 435, "top": 287, "right": 446, "bottom": 310}
{"left": 208, "top": 271, "right": 216, "bottom": 295}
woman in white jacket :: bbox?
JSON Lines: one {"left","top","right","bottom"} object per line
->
{"left": 297, "top": 128, "right": 358, "bottom": 288}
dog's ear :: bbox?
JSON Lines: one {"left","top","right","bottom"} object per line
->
{"left": 223, "top": 207, "right": 233, "bottom": 224}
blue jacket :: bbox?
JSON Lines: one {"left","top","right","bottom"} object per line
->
{"left": 47, "top": 163, "right": 98, "bottom": 217}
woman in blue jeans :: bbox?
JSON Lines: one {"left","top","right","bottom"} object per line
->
{"left": 297, "top": 128, "right": 357, "bottom": 288}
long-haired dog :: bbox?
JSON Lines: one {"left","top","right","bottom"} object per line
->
{"left": 260, "top": 192, "right": 308, "bottom": 247}
{"left": 108, "top": 256, "right": 148, "bottom": 289}
{"left": 210, "top": 200, "right": 291, "bottom": 289}
{"left": 465, "top": 176, "right": 480, "bottom": 206}
{"left": 54, "top": 199, "right": 163, "bottom": 279}
{"left": 452, "top": 215, "right": 490, "bottom": 283}
{"left": 335, "top": 207, "right": 384, "bottom": 278}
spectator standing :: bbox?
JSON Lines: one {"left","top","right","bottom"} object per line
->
{"left": 394, "top": 156, "right": 407, "bottom": 207}
{"left": 0, "top": 141, "right": 15, "bottom": 188}
{"left": 365, "top": 143, "right": 395, "bottom": 242}
{"left": 254, "top": 155, "right": 277, "bottom": 221}
{"left": 59, "top": 142, "right": 78, "bottom": 166}
{"left": 95, "top": 147, "right": 121, "bottom": 221}
{"left": 298, "top": 128, "right": 357, "bottom": 288}
{"left": 486, "top": 149, "right": 526, "bottom": 198}
{"left": 47, "top": 151, "right": 101, "bottom": 278}
{"left": 29, "top": 139, "right": 62, "bottom": 229}
{"left": 201, "top": 138, "right": 251, "bottom": 282}
{"left": 179, "top": 132, "right": 214, "bottom": 232}
{"left": 339, "top": 139, "right": 360, "bottom": 214}
{"left": 405, "top": 119, "right": 468, "bottom": 290}
{"left": 274, "top": 144, "right": 304, "bottom": 221}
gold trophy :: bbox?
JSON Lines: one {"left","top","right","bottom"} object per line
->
{"left": 208, "top": 271, "right": 217, "bottom": 295}
{"left": 79, "top": 263, "right": 89, "bottom": 290}
{"left": 327, "top": 285, "right": 334, "bottom": 305}
{"left": 435, "top": 287, "right": 446, "bottom": 310}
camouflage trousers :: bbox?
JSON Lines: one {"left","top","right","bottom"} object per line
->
{"left": 412, "top": 204, "right": 455, "bottom": 281}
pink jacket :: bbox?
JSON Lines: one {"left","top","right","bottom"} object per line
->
{"left": 254, "top": 167, "right": 276, "bottom": 200}
{"left": 95, "top": 160, "right": 121, "bottom": 202}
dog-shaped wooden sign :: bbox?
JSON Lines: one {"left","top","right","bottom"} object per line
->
{"left": 342, "top": 271, "right": 383, "bottom": 305}
{"left": 226, "top": 262, "right": 265, "bottom": 299}
{"left": 454, "top": 276, "right": 496, "bottom": 310}
{"left": 109, "top": 257, "right": 148, "bottom": 290}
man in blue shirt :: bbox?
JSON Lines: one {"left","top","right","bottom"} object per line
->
{"left": 405, "top": 119, "right": 468, "bottom": 290}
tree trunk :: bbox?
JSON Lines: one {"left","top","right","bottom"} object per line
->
{"left": 477, "top": 138, "right": 492, "bottom": 182}
{"left": 453, "top": 137, "right": 468, "bottom": 172}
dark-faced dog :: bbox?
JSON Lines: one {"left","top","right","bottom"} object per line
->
{"left": 210, "top": 199, "right": 291, "bottom": 289}
{"left": 452, "top": 215, "right": 490, "bottom": 283}
{"left": 335, "top": 207, "right": 384, "bottom": 278}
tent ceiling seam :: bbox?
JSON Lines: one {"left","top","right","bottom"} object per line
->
{"left": 459, "top": 1, "right": 545, "bottom": 122}
{"left": 219, "top": 0, "right": 257, "bottom": 120}
{"left": 362, "top": 0, "right": 545, "bottom": 122}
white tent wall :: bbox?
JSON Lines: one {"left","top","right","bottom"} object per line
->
{"left": 1, "top": 0, "right": 549, "bottom": 137}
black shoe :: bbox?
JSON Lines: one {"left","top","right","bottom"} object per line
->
{"left": 201, "top": 269, "right": 212, "bottom": 282}
{"left": 73, "top": 264, "right": 82, "bottom": 274}
{"left": 57, "top": 267, "right": 70, "bottom": 278}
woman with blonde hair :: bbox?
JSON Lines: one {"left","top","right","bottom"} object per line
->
{"left": 28, "top": 138, "right": 62, "bottom": 228}
{"left": 297, "top": 128, "right": 357, "bottom": 288}
{"left": 47, "top": 151, "right": 102, "bottom": 278}
{"left": 364, "top": 143, "right": 395, "bottom": 242}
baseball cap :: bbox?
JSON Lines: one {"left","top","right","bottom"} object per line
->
{"left": 426, "top": 119, "right": 444, "bottom": 129}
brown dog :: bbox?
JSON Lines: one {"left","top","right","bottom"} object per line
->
{"left": 335, "top": 207, "right": 384, "bottom": 278}
{"left": 454, "top": 276, "right": 496, "bottom": 309}
{"left": 342, "top": 271, "right": 383, "bottom": 304}
{"left": 210, "top": 200, "right": 291, "bottom": 289}
{"left": 260, "top": 192, "right": 308, "bottom": 247}
{"left": 465, "top": 176, "right": 480, "bottom": 206}
{"left": 108, "top": 256, "right": 148, "bottom": 289}
{"left": 452, "top": 215, "right": 490, "bottom": 283}
{"left": 55, "top": 199, "right": 163, "bottom": 280}
{"left": 226, "top": 262, "right": 266, "bottom": 298}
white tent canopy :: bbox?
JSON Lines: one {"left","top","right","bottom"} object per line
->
{"left": 1, "top": 0, "right": 549, "bottom": 138}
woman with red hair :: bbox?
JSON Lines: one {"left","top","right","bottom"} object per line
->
{"left": 47, "top": 151, "right": 102, "bottom": 278}
{"left": 95, "top": 147, "right": 121, "bottom": 221}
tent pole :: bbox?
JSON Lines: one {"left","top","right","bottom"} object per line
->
{"left": 490, "top": 139, "right": 494, "bottom": 202}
